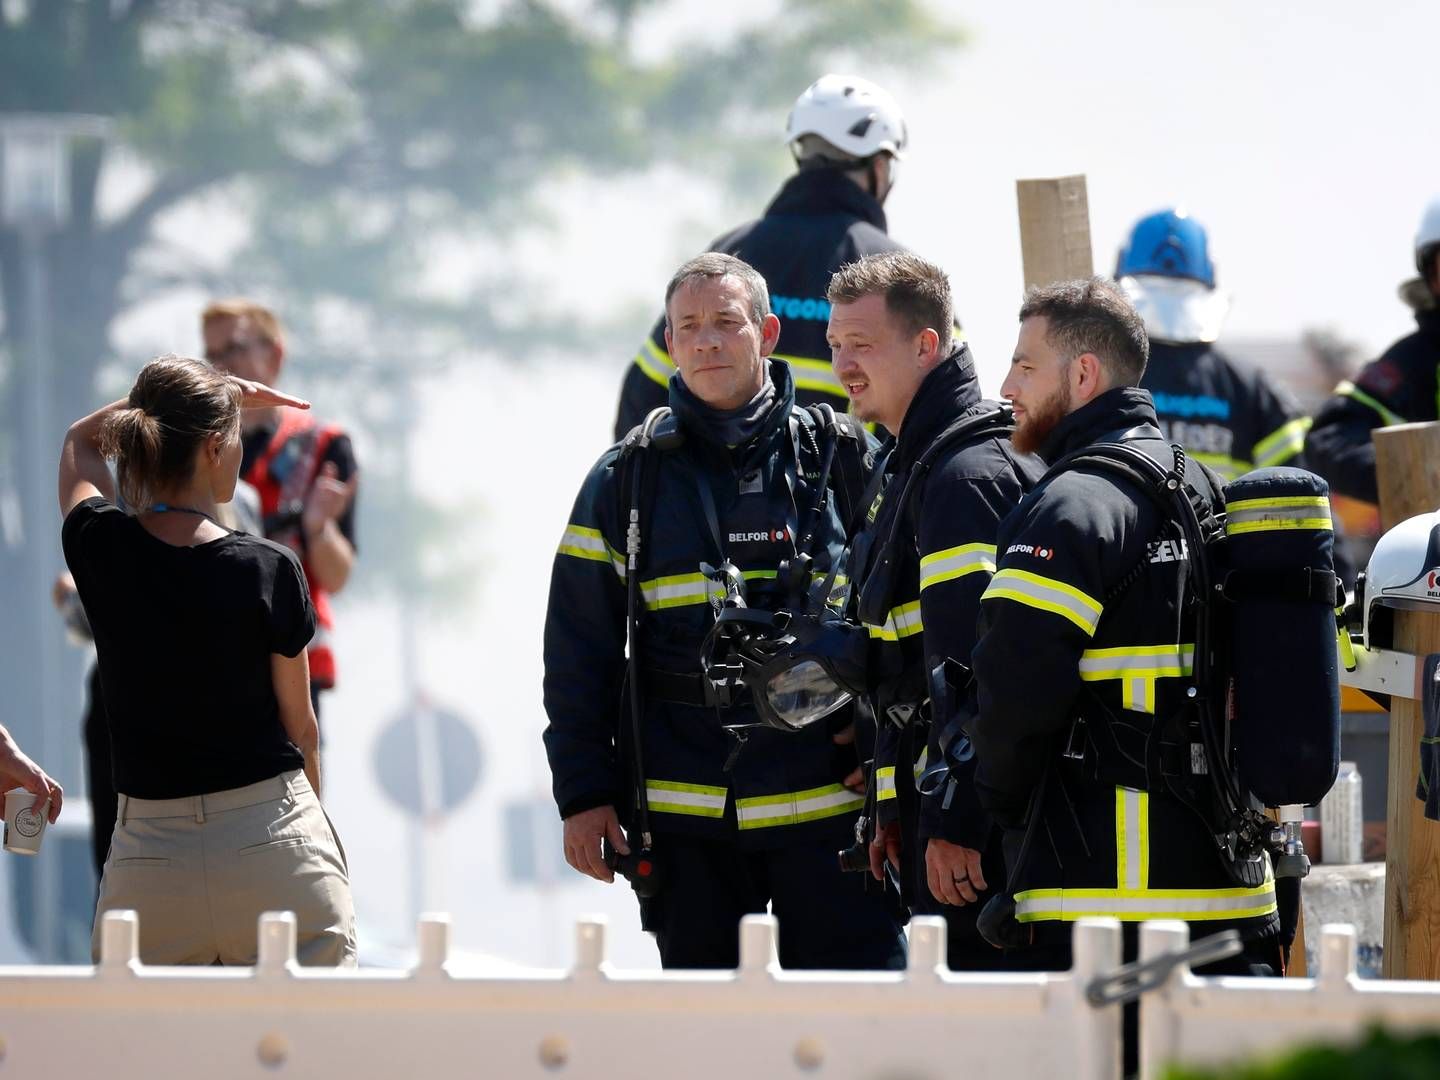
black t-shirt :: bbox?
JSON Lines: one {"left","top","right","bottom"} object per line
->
{"left": 241, "top": 425, "right": 359, "bottom": 548}
{"left": 61, "top": 497, "right": 314, "bottom": 799}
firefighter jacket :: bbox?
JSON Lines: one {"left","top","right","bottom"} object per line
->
{"left": 545, "top": 359, "right": 876, "bottom": 851}
{"left": 1305, "top": 306, "right": 1440, "bottom": 503}
{"left": 613, "top": 168, "right": 908, "bottom": 439}
{"left": 970, "top": 387, "right": 1280, "bottom": 944}
{"left": 1143, "top": 341, "right": 1311, "bottom": 482}
{"left": 849, "top": 347, "right": 1042, "bottom": 853}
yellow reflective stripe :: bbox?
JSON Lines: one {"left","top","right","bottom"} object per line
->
{"left": 772, "top": 353, "right": 848, "bottom": 399}
{"left": 557, "top": 524, "right": 608, "bottom": 561}
{"left": 558, "top": 524, "right": 627, "bottom": 579}
{"left": 1225, "top": 496, "right": 1332, "bottom": 536}
{"left": 1336, "top": 380, "right": 1405, "bottom": 427}
{"left": 915, "top": 746, "right": 927, "bottom": 779}
{"left": 983, "top": 568, "right": 1103, "bottom": 636}
{"left": 1186, "top": 451, "right": 1251, "bottom": 482}
{"left": 865, "top": 600, "right": 924, "bottom": 641}
{"left": 1251, "top": 416, "right": 1312, "bottom": 469}
{"left": 875, "top": 766, "right": 897, "bottom": 803}
{"left": 1115, "top": 787, "right": 1149, "bottom": 891}
{"left": 1079, "top": 644, "right": 1194, "bottom": 716}
{"left": 633, "top": 339, "right": 676, "bottom": 387}
{"left": 735, "top": 783, "right": 864, "bottom": 829}
{"left": 1014, "top": 886, "right": 1277, "bottom": 923}
{"left": 646, "top": 779, "right": 727, "bottom": 818}
{"left": 1337, "top": 612, "right": 1357, "bottom": 672}
{"left": 919, "top": 543, "right": 998, "bottom": 591}
{"left": 640, "top": 568, "right": 778, "bottom": 610}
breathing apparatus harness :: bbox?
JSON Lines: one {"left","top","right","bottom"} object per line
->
{"left": 606, "top": 402, "right": 870, "bottom": 892}
{"left": 976, "top": 439, "right": 1341, "bottom": 946}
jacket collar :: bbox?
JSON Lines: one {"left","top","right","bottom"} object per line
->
{"left": 1038, "top": 386, "right": 1160, "bottom": 464}
{"left": 669, "top": 356, "right": 796, "bottom": 457}
{"left": 890, "top": 344, "right": 983, "bottom": 470}
{"left": 1417, "top": 306, "right": 1440, "bottom": 340}
{"left": 765, "top": 169, "right": 887, "bottom": 232}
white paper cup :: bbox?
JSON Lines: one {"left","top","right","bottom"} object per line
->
{"left": 3, "top": 789, "right": 49, "bottom": 855}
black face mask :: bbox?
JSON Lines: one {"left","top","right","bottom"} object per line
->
{"left": 698, "top": 561, "right": 869, "bottom": 733}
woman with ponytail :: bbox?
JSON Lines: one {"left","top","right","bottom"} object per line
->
{"left": 58, "top": 354, "right": 356, "bottom": 967}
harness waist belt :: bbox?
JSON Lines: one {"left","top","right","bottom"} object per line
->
{"left": 643, "top": 669, "right": 713, "bottom": 708}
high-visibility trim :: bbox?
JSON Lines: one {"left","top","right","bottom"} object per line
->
{"left": 736, "top": 783, "right": 865, "bottom": 829}
{"left": 875, "top": 766, "right": 897, "bottom": 803}
{"left": 1335, "top": 380, "right": 1405, "bottom": 427}
{"left": 1251, "top": 416, "right": 1313, "bottom": 469}
{"left": 919, "top": 543, "right": 998, "bottom": 592}
{"left": 983, "top": 568, "right": 1103, "bottom": 636}
{"left": 1014, "top": 886, "right": 1278, "bottom": 923}
{"left": 1079, "top": 644, "right": 1194, "bottom": 715}
{"left": 632, "top": 339, "right": 676, "bottom": 387}
{"left": 1116, "top": 788, "right": 1149, "bottom": 891}
{"left": 645, "top": 780, "right": 727, "bottom": 818}
{"left": 1225, "top": 496, "right": 1332, "bottom": 536}
{"left": 558, "top": 524, "right": 627, "bottom": 579}
{"left": 1016, "top": 783, "right": 1274, "bottom": 922}
{"left": 1186, "top": 452, "right": 1252, "bottom": 482}
{"left": 915, "top": 746, "right": 927, "bottom": 778}
{"left": 772, "top": 353, "right": 847, "bottom": 399}
{"left": 864, "top": 600, "right": 924, "bottom": 641}
{"left": 1336, "top": 608, "right": 1357, "bottom": 672}
{"left": 639, "top": 568, "right": 779, "bottom": 610}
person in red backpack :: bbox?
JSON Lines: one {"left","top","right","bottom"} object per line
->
{"left": 202, "top": 300, "right": 359, "bottom": 721}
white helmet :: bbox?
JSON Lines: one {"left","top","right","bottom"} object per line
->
{"left": 1415, "top": 196, "right": 1440, "bottom": 274}
{"left": 785, "top": 74, "right": 908, "bottom": 162}
{"left": 1361, "top": 510, "right": 1440, "bottom": 649}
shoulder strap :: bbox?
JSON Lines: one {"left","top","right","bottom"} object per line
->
{"left": 802, "top": 403, "right": 874, "bottom": 534}
{"left": 892, "top": 403, "right": 1017, "bottom": 539}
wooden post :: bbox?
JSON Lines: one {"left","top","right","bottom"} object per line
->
{"left": 1373, "top": 420, "right": 1440, "bottom": 979}
{"left": 1016, "top": 176, "right": 1094, "bottom": 290}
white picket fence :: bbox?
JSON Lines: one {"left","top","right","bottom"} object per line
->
{"left": 0, "top": 912, "right": 1437, "bottom": 1079}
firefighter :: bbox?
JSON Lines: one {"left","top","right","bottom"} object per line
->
{"left": 826, "top": 252, "right": 1042, "bottom": 970}
{"left": 969, "top": 278, "right": 1282, "bottom": 993}
{"left": 1116, "top": 208, "right": 1312, "bottom": 481}
{"left": 545, "top": 253, "right": 905, "bottom": 971}
{"left": 1306, "top": 196, "right": 1440, "bottom": 502}
{"left": 613, "top": 74, "right": 921, "bottom": 439}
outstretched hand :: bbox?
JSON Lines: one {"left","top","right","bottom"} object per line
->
{"left": 229, "top": 376, "right": 310, "bottom": 412}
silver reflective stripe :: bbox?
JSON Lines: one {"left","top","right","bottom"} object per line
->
{"left": 918, "top": 543, "right": 997, "bottom": 592}
{"left": 1014, "top": 884, "right": 1277, "bottom": 922}
{"left": 1119, "top": 788, "right": 1144, "bottom": 891}
{"left": 875, "top": 767, "right": 897, "bottom": 802}
{"left": 983, "top": 569, "right": 1103, "bottom": 636}
{"left": 735, "top": 784, "right": 865, "bottom": 829}
{"left": 646, "top": 782, "right": 727, "bottom": 818}
{"left": 1078, "top": 644, "right": 1194, "bottom": 679}
{"left": 1224, "top": 497, "right": 1332, "bottom": 535}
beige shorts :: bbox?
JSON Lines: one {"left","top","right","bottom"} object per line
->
{"left": 93, "top": 770, "right": 356, "bottom": 967}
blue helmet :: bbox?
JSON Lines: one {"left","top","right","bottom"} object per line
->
{"left": 1115, "top": 208, "right": 1216, "bottom": 288}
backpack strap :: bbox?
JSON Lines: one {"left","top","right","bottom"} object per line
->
{"left": 803, "top": 403, "right": 875, "bottom": 535}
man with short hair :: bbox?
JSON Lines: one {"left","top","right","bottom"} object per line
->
{"left": 970, "top": 278, "right": 1282, "bottom": 975}
{"left": 202, "top": 300, "right": 359, "bottom": 718}
{"left": 827, "top": 252, "right": 1042, "bottom": 970}
{"left": 613, "top": 74, "right": 922, "bottom": 438}
{"left": 546, "top": 252, "right": 905, "bottom": 970}
{"left": 1306, "top": 196, "right": 1440, "bottom": 502}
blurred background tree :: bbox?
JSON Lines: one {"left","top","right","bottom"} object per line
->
{"left": 0, "top": 0, "right": 958, "bottom": 793}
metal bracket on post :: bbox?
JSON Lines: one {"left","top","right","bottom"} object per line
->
{"left": 1084, "top": 929, "right": 1242, "bottom": 1008}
